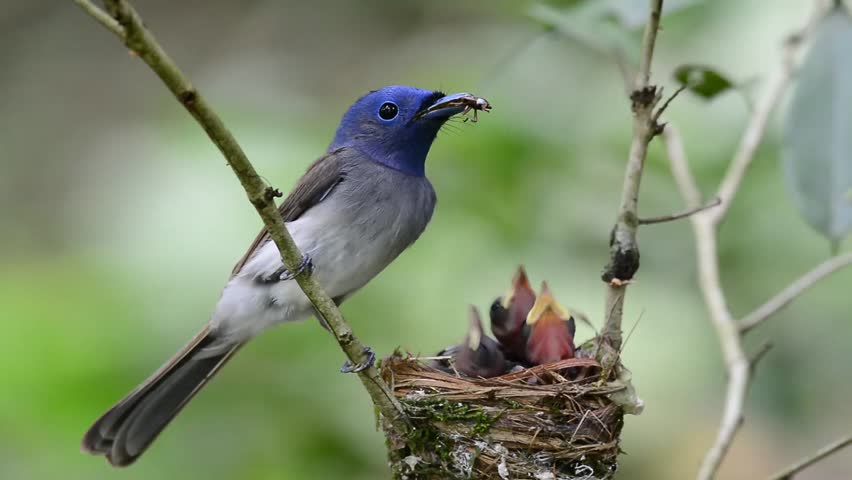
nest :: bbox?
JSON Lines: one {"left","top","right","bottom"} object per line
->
{"left": 380, "top": 343, "right": 629, "bottom": 480}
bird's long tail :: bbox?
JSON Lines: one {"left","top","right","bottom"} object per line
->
{"left": 81, "top": 326, "right": 242, "bottom": 467}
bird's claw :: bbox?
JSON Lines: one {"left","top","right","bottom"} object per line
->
{"left": 340, "top": 347, "right": 375, "bottom": 374}
{"left": 258, "top": 255, "right": 313, "bottom": 284}
{"left": 279, "top": 254, "right": 313, "bottom": 281}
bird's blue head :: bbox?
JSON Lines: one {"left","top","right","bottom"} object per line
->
{"left": 329, "top": 86, "right": 468, "bottom": 177}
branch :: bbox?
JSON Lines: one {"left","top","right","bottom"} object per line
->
{"left": 638, "top": 197, "right": 720, "bottom": 225}
{"left": 740, "top": 253, "right": 852, "bottom": 333}
{"left": 666, "top": 125, "right": 762, "bottom": 480}
{"left": 75, "top": 0, "right": 410, "bottom": 434}
{"left": 599, "top": 0, "right": 664, "bottom": 351}
{"left": 709, "top": 4, "right": 821, "bottom": 225}
{"left": 73, "top": 0, "right": 123, "bottom": 36}
{"left": 692, "top": 213, "right": 749, "bottom": 480}
{"left": 665, "top": 125, "right": 846, "bottom": 480}
{"left": 769, "top": 434, "right": 852, "bottom": 480}
{"left": 660, "top": 3, "right": 826, "bottom": 476}
{"left": 635, "top": 1, "right": 663, "bottom": 90}
{"left": 663, "top": 124, "right": 702, "bottom": 207}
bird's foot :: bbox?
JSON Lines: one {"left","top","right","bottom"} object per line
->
{"left": 279, "top": 254, "right": 313, "bottom": 281}
{"left": 340, "top": 347, "right": 375, "bottom": 374}
{"left": 258, "top": 254, "right": 313, "bottom": 284}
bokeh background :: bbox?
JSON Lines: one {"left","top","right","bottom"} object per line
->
{"left": 1, "top": 1, "right": 850, "bottom": 479}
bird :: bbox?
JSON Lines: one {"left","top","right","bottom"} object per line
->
{"left": 454, "top": 306, "right": 508, "bottom": 378}
{"left": 489, "top": 266, "right": 536, "bottom": 363}
{"left": 81, "top": 86, "right": 486, "bottom": 467}
{"left": 525, "top": 282, "right": 576, "bottom": 365}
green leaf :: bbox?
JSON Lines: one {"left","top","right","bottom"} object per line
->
{"left": 782, "top": 5, "right": 852, "bottom": 242}
{"left": 672, "top": 64, "right": 735, "bottom": 99}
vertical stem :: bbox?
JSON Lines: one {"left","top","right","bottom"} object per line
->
{"left": 600, "top": 0, "right": 665, "bottom": 351}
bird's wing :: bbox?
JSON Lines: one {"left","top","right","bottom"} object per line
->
{"left": 230, "top": 149, "right": 348, "bottom": 276}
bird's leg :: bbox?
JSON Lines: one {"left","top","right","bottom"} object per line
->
{"left": 340, "top": 346, "right": 375, "bottom": 374}
{"left": 257, "top": 254, "right": 313, "bottom": 284}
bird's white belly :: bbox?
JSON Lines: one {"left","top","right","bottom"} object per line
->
{"left": 209, "top": 203, "right": 399, "bottom": 343}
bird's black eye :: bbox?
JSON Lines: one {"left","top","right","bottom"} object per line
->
{"left": 378, "top": 102, "right": 399, "bottom": 120}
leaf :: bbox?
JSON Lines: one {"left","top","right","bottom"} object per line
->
{"left": 782, "top": 5, "right": 852, "bottom": 242}
{"left": 673, "top": 64, "right": 735, "bottom": 99}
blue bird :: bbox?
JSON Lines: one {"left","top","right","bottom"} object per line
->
{"left": 81, "top": 86, "right": 488, "bottom": 466}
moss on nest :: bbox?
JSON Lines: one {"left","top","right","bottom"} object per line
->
{"left": 380, "top": 344, "right": 630, "bottom": 480}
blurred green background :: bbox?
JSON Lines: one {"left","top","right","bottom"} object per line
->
{"left": 1, "top": 1, "right": 850, "bottom": 479}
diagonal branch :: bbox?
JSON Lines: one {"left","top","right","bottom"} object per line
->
{"left": 740, "top": 252, "right": 852, "bottom": 333}
{"left": 709, "top": 4, "right": 821, "bottom": 225}
{"left": 75, "top": 0, "right": 410, "bottom": 434}
{"left": 769, "top": 434, "right": 852, "bottom": 480}
{"left": 709, "top": 69, "right": 791, "bottom": 225}
{"left": 600, "top": 0, "right": 665, "bottom": 351}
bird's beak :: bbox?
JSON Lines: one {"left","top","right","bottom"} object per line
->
{"left": 467, "top": 306, "right": 483, "bottom": 350}
{"left": 526, "top": 282, "right": 570, "bottom": 325}
{"left": 415, "top": 92, "right": 492, "bottom": 121}
{"left": 502, "top": 265, "right": 533, "bottom": 308}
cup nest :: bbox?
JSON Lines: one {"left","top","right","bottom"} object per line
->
{"left": 380, "top": 343, "right": 629, "bottom": 480}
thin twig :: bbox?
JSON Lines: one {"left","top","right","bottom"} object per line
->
{"left": 652, "top": 84, "right": 688, "bottom": 125}
{"left": 710, "top": 71, "right": 789, "bottom": 225}
{"left": 75, "top": 0, "right": 410, "bottom": 434}
{"left": 73, "top": 0, "right": 124, "bottom": 37}
{"left": 747, "top": 340, "right": 773, "bottom": 376}
{"left": 638, "top": 197, "right": 721, "bottom": 225}
{"left": 769, "top": 434, "right": 852, "bottom": 480}
{"left": 600, "top": 0, "right": 665, "bottom": 351}
{"left": 618, "top": 310, "right": 644, "bottom": 358}
{"left": 740, "top": 253, "right": 852, "bottom": 333}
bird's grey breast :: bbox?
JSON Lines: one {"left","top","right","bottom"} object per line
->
{"left": 210, "top": 154, "right": 435, "bottom": 343}
{"left": 290, "top": 158, "right": 436, "bottom": 298}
